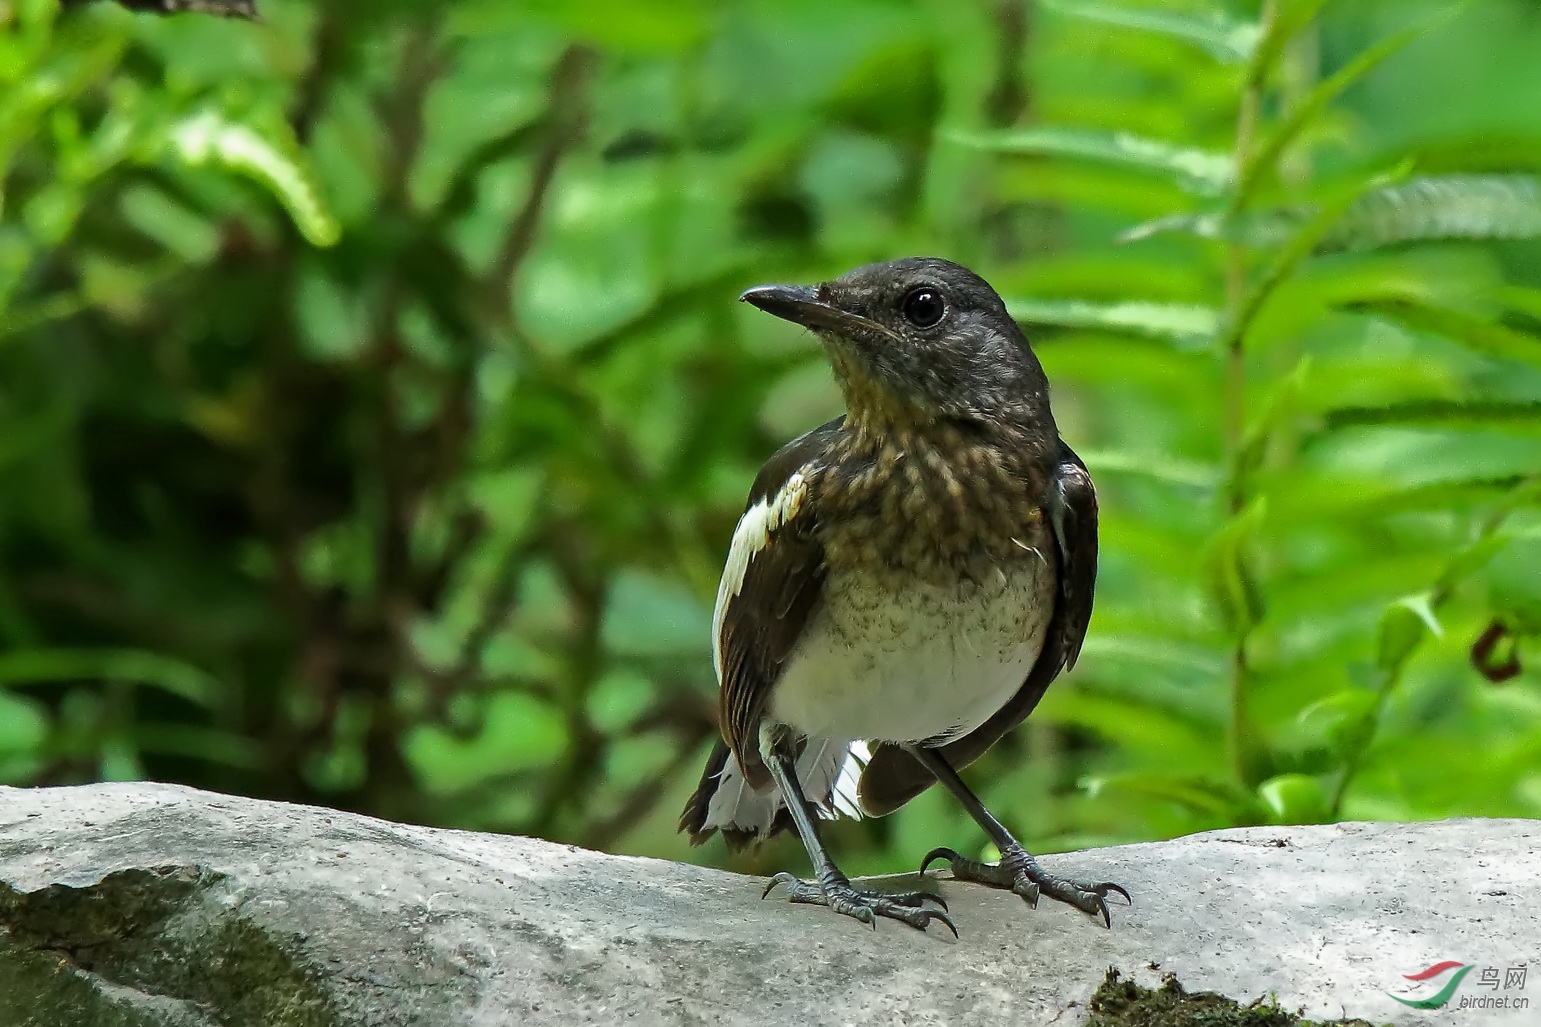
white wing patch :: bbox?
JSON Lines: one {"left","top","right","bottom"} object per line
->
{"left": 701, "top": 470, "right": 866, "bottom": 836}
{"left": 710, "top": 471, "right": 809, "bottom": 683}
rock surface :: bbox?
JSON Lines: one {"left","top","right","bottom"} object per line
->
{"left": 0, "top": 783, "right": 1536, "bottom": 1025}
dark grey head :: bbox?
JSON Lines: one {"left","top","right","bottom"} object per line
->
{"left": 740, "top": 257, "right": 1052, "bottom": 430}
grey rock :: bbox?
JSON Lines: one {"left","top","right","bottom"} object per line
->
{"left": 0, "top": 783, "right": 1536, "bottom": 1025}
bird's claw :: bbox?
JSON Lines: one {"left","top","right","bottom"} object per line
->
{"left": 918, "top": 846, "right": 1131, "bottom": 928}
{"left": 919, "top": 846, "right": 967, "bottom": 877}
{"left": 762, "top": 871, "right": 955, "bottom": 936}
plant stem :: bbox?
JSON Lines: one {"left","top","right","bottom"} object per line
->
{"left": 1222, "top": 0, "right": 1277, "bottom": 786}
{"left": 1224, "top": 0, "right": 1275, "bottom": 472}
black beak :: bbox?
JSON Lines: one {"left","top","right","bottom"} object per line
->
{"left": 739, "top": 284, "right": 880, "bottom": 337}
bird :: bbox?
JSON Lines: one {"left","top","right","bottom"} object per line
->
{"left": 678, "top": 256, "right": 1129, "bottom": 934}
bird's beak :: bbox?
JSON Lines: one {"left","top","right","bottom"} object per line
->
{"left": 739, "top": 284, "right": 889, "bottom": 339}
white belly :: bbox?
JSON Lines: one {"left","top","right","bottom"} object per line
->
{"left": 769, "top": 558, "right": 1053, "bottom": 744}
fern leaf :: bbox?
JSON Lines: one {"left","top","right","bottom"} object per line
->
{"left": 167, "top": 111, "right": 341, "bottom": 247}
{"left": 1349, "top": 296, "right": 1541, "bottom": 366}
{"left": 1080, "top": 449, "right": 1218, "bottom": 489}
{"left": 949, "top": 127, "right": 1233, "bottom": 196}
{"left": 1041, "top": 0, "right": 1260, "bottom": 64}
{"left": 1129, "top": 175, "right": 1541, "bottom": 253}
{"left": 1328, "top": 175, "right": 1541, "bottom": 250}
{"left": 1236, "top": 16, "right": 1439, "bottom": 210}
{"left": 0, "top": 648, "right": 219, "bottom": 706}
{"left": 1327, "top": 400, "right": 1541, "bottom": 431}
{"left": 1006, "top": 297, "right": 1219, "bottom": 348}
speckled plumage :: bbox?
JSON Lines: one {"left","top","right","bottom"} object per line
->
{"left": 679, "top": 257, "right": 1123, "bottom": 933}
{"left": 769, "top": 411, "right": 1059, "bottom": 742}
{"left": 809, "top": 413, "right": 1053, "bottom": 590}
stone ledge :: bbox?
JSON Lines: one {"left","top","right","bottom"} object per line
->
{"left": 0, "top": 783, "right": 1536, "bottom": 1025}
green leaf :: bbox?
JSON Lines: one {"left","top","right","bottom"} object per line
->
{"left": 1118, "top": 210, "right": 1225, "bottom": 245}
{"left": 1079, "top": 449, "right": 1218, "bottom": 489}
{"left": 134, "top": 725, "right": 265, "bottom": 769}
{"left": 1257, "top": 773, "right": 1328, "bottom": 824}
{"left": 585, "top": 669, "right": 656, "bottom": 734}
{"left": 1005, "top": 297, "right": 1219, "bottom": 349}
{"left": 99, "top": 736, "right": 143, "bottom": 783}
{"left": 0, "top": 693, "right": 47, "bottom": 755}
{"left": 1078, "top": 634, "right": 1226, "bottom": 676}
{"left": 1231, "top": 355, "right": 1310, "bottom": 504}
{"left": 1404, "top": 134, "right": 1541, "bottom": 176}
{"left": 1348, "top": 297, "right": 1541, "bottom": 366}
{"left": 118, "top": 184, "right": 220, "bottom": 263}
{"left": 1503, "top": 285, "right": 1541, "bottom": 322}
{"left": 1245, "top": 0, "right": 1331, "bottom": 88}
{"left": 166, "top": 111, "right": 341, "bottom": 247}
{"left": 1119, "top": 206, "right": 1321, "bottom": 251}
{"left": 1041, "top": 0, "right": 1260, "bottom": 64}
{"left": 1083, "top": 772, "right": 1243, "bottom": 818}
{"left": 1327, "top": 400, "right": 1541, "bottom": 432}
{"left": 1204, "top": 498, "right": 1268, "bottom": 639}
{"left": 1224, "top": 164, "right": 1413, "bottom": 348}
{"left": 1297, "top": 690, "right": 1378, "bottom": 756}
{"left": 1039, "top": 689, "right": 1224, "bottom": 764}
{"left": 948, "top": 127, "right": 1233, "bottom": 195}
{"left": 1268, "top": 474, "right": 1532, "bottom": 525}
{"left": 403, "top": 690, "right": 567, "bottom": 795}
{"left": 1130, "top": 175, "right": 1541, "bottom": 254}
{"left": 0, "top": 648, "right": 218, "bottom": 707}
{"left": 433, "top": 120, "right": 542, "bottom": 222}
{"left": 1376, "top": 593, "right": 1442, "bottom": 672}
{"left": 518, "top": 0, "right": 707, "bottom": 53}
{"left": 1434, "top": 525, "right": 1538, "bottom": 599}
{"left": 601, "top": 570, "right": 711, "bottom": 657}
{"left": 1236, "top": 18, "right": 1436, "bottom": 210}
{"left": 1329, "top": 175, "right": 1541, "bottom": 251}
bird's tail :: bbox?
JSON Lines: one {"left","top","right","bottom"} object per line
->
{"left": 679, "top": 737, "right": 866, "bottom": 849}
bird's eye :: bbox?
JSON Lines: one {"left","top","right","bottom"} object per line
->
{"left": 901, "top": 287, "right": 946, "bottom": 328}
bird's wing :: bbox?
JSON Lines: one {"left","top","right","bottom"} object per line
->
{"left": 858, "top": 439, "right": 1098, "bottom": 816}
{"left": 709, "top": 417, "right": 842, "bottom": 790}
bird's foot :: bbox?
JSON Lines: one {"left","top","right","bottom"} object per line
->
{"left": 762, "top": 871, "right": 956, "bottom": 936}
{"left": 919, "top": 846, "right": 1130, "bottom": 928}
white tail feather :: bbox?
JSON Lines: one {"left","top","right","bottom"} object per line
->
{"left": 701, "top": 736, "right": 862, "bottom": 838}
{"left": 831, "top": 740, "right": 869, "bottom": 819}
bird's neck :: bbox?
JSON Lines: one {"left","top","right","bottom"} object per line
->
{"left": 831, "top": 354, "right": 1054, "bottom": 454}
{"left": 835, "top": 371, "right": 1054, "bottom": 468}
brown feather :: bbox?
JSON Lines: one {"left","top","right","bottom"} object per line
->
{"left": 677, "top": 419, "right": 841, "bottom": 843}
{"left": 857, "top": 441, "right": 1098, "bottom": 816}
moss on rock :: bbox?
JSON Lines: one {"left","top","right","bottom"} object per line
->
{"left": 0, "top": 865, "right": 337, "bottom": 1027}
{"left": 1088, "top": 968, "right": 1385, "bottom": 1027}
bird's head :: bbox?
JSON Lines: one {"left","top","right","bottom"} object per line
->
{"left": 740, "top": 257, "right": 1052, "bottom": 434}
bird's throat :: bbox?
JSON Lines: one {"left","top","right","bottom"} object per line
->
{"left": 812, "top": 414, "right": 1051, "bottom": 588}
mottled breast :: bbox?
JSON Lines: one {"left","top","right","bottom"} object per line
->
{"left": 811, "top": 418, "right": 1051, "bottom": 589}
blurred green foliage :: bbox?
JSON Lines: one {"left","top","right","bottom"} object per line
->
{"left": 2, "top": 0, "right": 1540, "bottom": 878}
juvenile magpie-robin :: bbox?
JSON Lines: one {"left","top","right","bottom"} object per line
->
{"left": 679, "top": 257, "right": 1129, "bottom": 934}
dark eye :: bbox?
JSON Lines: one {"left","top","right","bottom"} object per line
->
{"left": 902, "top": 287, "right": 946, "bottom": 328}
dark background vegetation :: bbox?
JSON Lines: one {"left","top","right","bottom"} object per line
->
{"left": 3, "top": 0, "right": 1540, "bottom": 878}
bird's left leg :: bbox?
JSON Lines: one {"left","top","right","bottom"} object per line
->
{"left": 906, "top": 744, "right": 1130, "bottom": 927}
{"left": 760, "top": 726, "right": 955, "bottom": 935}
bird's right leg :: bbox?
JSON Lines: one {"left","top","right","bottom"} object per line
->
{"left": 759, "top": 725, "right": 955, "bottom": 935}
{"left": 906, "top": 744, "right": 1130, "bottom": 927}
